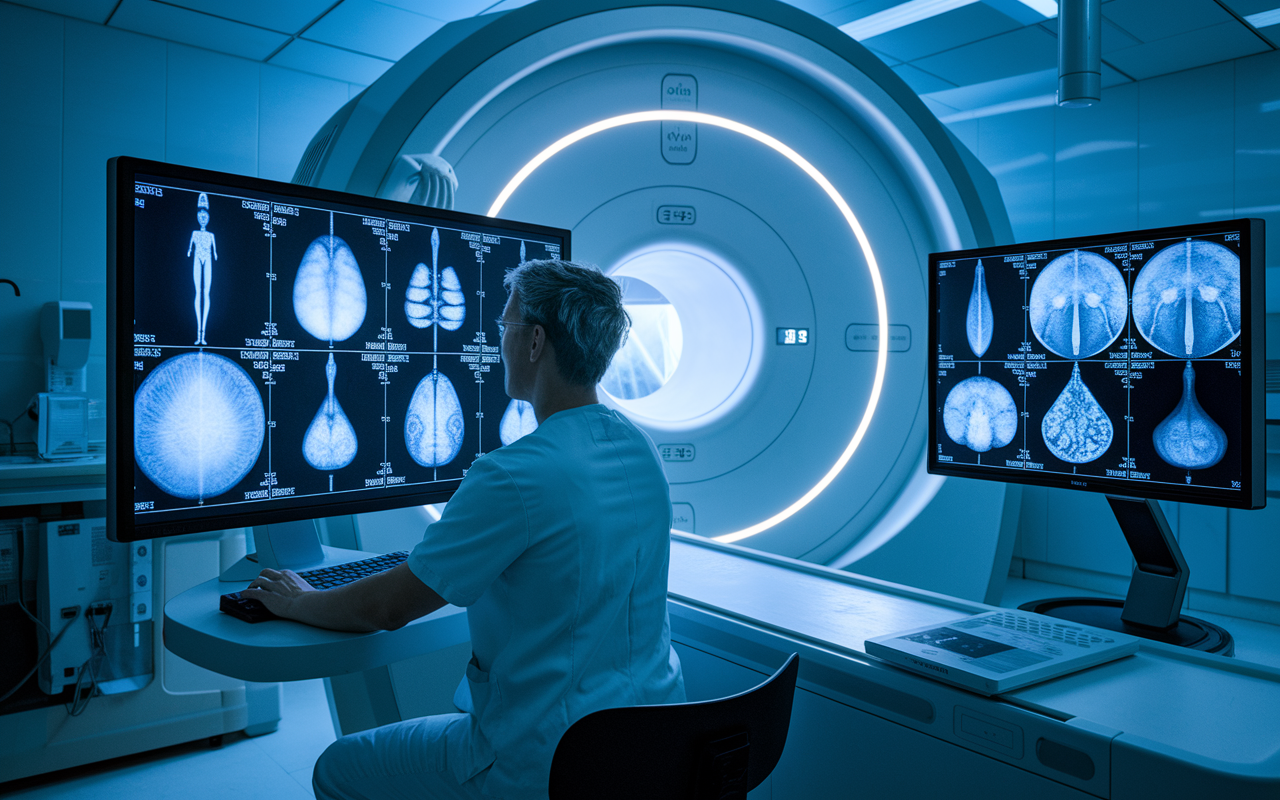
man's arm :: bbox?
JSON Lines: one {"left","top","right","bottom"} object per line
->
{"left": 241, "top": 562, "right": 448, "bottom": 632}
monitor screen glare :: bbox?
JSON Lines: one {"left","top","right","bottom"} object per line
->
{"left": 928, "top": 220, "right": 1263, "bottom": 508}
{"left": 110, "top": 158, "right": 568, "bottom": 540}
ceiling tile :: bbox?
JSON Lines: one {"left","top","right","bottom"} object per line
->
{"left": 1104, "top": 19, "right": 1270, "bottom": 79}
{"left": 912, "top": 25, "right": 1057, "bottom": 86}
{"left": 981, "top": 0, "right": 1056, "bottom": 25}
{"left": 861, "top": 3, "right": 1021, "bottom": 62}
{"left": 270, "top": 38, "right": 394, "bottom": 85}
{"left": 5, "top": 0, "right": 118, "bottom": 23}
{"left": 376, "top": 0, "right": 496, "bottom": 20}
{"left": 923, "top": 66, "right": 1055, "bottom": 110}
{"left": 785, "top": 0, "right": 869, "bottom": 15}
{"left": 1039, "top": 16, "right": 1144, "bottom": 52}
{"left": 864, "top": 46, "right": 902, "bottom": 65}
{"left": 1102, "top": 0, "right": 1235, "bottom": 43}
{"left": 892, "top": 63, "right": 959, "bottom": 92}
{"left": 482, "top": 0, "right": 538, "bottom": 12}
{"left": 108, "top": 0, "right": 289, "bottom": 60}
{"left": 1101, "top": 61, "right": 1133, "bottom": 86}
{"left": 819, "top": 0, "right": 905, "bottom": 26}
{"left": 1217, "top": 0, "right": 1278, "bottom": 16}
{"left": 162, "top": 0, "right": 334, "bottom": 33}
{"left": 305, "top": 0, "right": 445, "bottom": 61}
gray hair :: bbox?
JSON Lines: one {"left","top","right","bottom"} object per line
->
{"left": 503, "top": 260, "right": 630, "bottom": 386}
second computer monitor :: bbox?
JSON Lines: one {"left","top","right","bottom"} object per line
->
{"left": 927, "top": 218, "right": 1265, "bottom": 510}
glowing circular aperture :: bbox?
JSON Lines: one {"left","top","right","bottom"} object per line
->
{"left": 487, "top": 110, "right": 888, "bottom": 543}
{"left": 600, "top": 277, "right": 683, "bottom": 401}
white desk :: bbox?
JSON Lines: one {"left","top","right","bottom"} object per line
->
{"left": 164, "top": 568, "right": 468, "bottom": 683}
{"left": 163, "top": 548, "right": 472, "bottom": 735}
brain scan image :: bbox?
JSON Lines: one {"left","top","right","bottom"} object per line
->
{"left": 1041, "top": 362, "right": 1113, "bottom": 464}
{"left": 499, "top": 398, "right": 537, "bottom": 445}
{"left": 1131, "top": 239, "right": 1240, "bottom": 358}
{"left": 405, "top": 369, "right": 465, "bottom": 467}
{"left": 134, "top": 352, "right": 264, "bottom": 500}
{"left": 1153, "top": 361, "right": 1227, "bottom": 470}
{"left": 1029, "top": 250, "right": 1127, "bottom": 359}
{"left": 303, "top": 353, "right": 358, "bottom": 472}
{"left": 293, "top": 226, "right": 367, "bottom": 344}
{"left": 405, "top": 228, "right": 465, "bottom": 331}
{"left": 966, "top": 260, "right": 994, "bottom": 358}
{"left": 942, "top": 376, "right": 1018, "bottom": 453}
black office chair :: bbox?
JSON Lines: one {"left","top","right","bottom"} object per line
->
{"left": 548, "top": 653, "right": 800, "bottom": 800}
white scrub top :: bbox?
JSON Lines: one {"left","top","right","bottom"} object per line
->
{"left": 408, "top": 403, "right": 686, "bottom": 799}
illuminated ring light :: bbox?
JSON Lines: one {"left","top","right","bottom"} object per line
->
{"left": 487, "top": 110, "right": 888, "bottom": 544}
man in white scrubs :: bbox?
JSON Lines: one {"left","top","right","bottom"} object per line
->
{"left": 244, "top": 260, "right": 685, "bottom": 800}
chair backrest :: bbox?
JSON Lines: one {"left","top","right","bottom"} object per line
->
{"left": 548, "top": 653, "right": 800, "bottom": 800}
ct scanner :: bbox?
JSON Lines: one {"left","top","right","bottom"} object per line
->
{"left": 293, "top": 0, "right": 1015, "bottom": 570}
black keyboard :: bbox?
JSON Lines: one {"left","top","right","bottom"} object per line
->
{"left": 219, "top": 551, "right": 410, "bottom": 623}
{"left": 296, "top": 550, "right": 410, "bottom": 589}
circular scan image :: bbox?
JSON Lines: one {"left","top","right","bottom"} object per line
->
{"left": 1132, "top": 239, "right": 1240, "bottom": 358}
{"left": 943, "top": 376, "right": 1018, "bottom": 453}
{"left": 134, "top": 352, "right": 265, "bottom": 500}
{"left": 1029, "top": 250, "right": 1127, "bottom": 359}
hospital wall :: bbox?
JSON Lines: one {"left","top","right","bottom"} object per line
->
{"left": 0, "top": 2, "right": 358, "bottom": 432}
{"left": 1, "top": 0, "right": 1276, "bottom": 623}
{"left": 940, "top": 50, "right": 1280, "bottom": 624}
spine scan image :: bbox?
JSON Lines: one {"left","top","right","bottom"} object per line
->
{"left": 1153, "top": 361, "right": 1227, "bottom": 470}
{"left": 188, "top": 192, "right": 217, "bottom": 346}
{"left": 405, "top": 370, "right": 464, "bottom": 467}
{"left": 1041, "top": 362, "right": 1113, "bottom": 464}
{"left": 405, "top": 228, "right": 466, "bottom": 330}
{"left": 965, "top": 260, "right": 993, "bottom": 358}
{"left": 303, "top": 353, "right": 358, "bottom": 472}
{"left": 293, "top": 214, "right": 367, "bottom": 345}
{"left": 134, "top": 352, "right": 265, "bottom": 500}
{"left": 943, "top": 376, "right": 1018, "bottom": 452}
{"left": 1131, "top": 239, "right": 1240, "bottom": 359}
{"left": 1029, "top": 250, "right": 1127, "bottom": 359}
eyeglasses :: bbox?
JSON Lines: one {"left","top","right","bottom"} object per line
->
{"left": 495, "top": 318, "right": 535, "bottom": 337}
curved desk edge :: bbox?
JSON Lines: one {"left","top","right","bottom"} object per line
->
{"left": 164, "top": 575, "right": 469, "bottom": 683}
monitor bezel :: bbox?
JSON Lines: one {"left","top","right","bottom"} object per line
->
{"left": 926, "top": 218, "right": 1266, "bottom": 510}
{"left": 108, "top": 156, "right": 571, "bottom": 542}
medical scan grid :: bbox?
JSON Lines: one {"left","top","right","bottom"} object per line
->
{"left": 932, "top": 227, "right": 1247, "bottom": 494}
{"left": 128, "top": 174, "right": 563, "bottom": 519}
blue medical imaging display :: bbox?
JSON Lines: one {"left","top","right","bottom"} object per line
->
{"left": 928, "top": 219, "right": 1265, "bottom": 509}
{"left": 108, "top": 157, "right": 568, "bottom": 541}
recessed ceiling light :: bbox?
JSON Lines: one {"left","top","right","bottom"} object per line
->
{"left": 1245, "top": 8, "right": 1280, "bottom": 28}
{"left": 839, "top": 0, "right": 1057, "bottom": 41}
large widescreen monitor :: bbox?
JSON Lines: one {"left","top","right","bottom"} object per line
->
{"left": 926, "top": 218, "right": 1265, "bottom": 651}
{"left": 928, "top": 218, "right": 1266, "bottom": 509}
{"left": 108, "top": 157, "right": 568, "bottom": 543}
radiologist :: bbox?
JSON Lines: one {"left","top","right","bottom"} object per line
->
{"left": 242, "top": 259, "right": 686, "bottom": 800}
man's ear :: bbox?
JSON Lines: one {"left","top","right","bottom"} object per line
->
{"left": 528, "top": 324, "right": 546, "bottom": 363}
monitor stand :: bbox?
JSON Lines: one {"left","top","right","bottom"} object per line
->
{"left": 219, "top": 518, "right": 364, "bottom": 582}
{"left": 1018, "top": 495, "right": 1233, "bottom": 655}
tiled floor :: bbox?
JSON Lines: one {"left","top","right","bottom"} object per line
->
{"left": 2, "top": 679, "right": 337, "bottom": 800}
